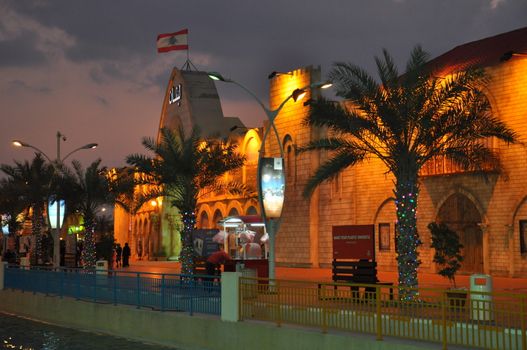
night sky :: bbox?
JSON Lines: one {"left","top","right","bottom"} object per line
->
{"left": 1, "top": 0, "right": 525, "bottom": 170}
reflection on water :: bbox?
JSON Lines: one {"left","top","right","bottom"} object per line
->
{"left": 0, "top": 313, "right": 175, "bottom": 350}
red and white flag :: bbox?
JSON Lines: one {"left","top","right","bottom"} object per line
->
{"left": 156, "top": 29, "right": 188, "bottom": 53}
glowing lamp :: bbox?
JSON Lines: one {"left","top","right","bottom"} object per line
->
{"left": 292, "top": 89, "right": 307, "bottom": 102}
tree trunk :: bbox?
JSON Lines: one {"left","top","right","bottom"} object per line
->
{"left": 32, "top": 206, "right": 44, "bottom": 265}
{"left": 82, "top": 219, "right": 97, "bottom": 268}
{"left": 180, "top": 210, "right": 196, "bottom": 275}
{"left": 394, "top": 174, "right": 421, "bottom": 301}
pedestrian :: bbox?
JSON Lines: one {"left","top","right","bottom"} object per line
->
{"left": 206, "top": 250, "right": 231, "bottom": 277}
{"left": 115, "top": 243, "right": 122, "bottom": 268}
{"left": 122, "top": 242, "right": 131, "bottom": 267}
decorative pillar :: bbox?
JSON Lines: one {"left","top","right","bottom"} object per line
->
{"left": 506, "top": 224, "right": 515, "bottom": 277}
{"left": 478, "top": 223, "right": 490, "bottom": 274}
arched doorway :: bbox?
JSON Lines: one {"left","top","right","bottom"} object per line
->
{"left": 212, "top": 210, "right": 223, "bottom": 229}
{"left": 437, "top": 193, "right": 483, "bottom": 273}
{"left": 199, "top": 211, "right": 210, "bottom": 229}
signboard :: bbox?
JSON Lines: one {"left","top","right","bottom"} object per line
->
{"left": 192, "top": 229, "right": 220, "bottom": 258}
{"left": 260, "top": 157, "right": 285, "bottom": 218}
{"left": 332, "top": 225, "right": 375, "bottom": 260}
{"left": 169, "top": 83, "right": 182, "bottom": 105}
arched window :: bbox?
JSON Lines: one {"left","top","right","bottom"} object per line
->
{"left": 283, "top": 135, "right": 295, "bottom": 185}
{"left": 228, "top": 207, "right": 239, "bottom": 217}
{"left": 199, "top": 211, "right": 209, "bottom": 229}
{"left": 246, "top": 206, "right": 258, "bottom": 215}
{"left": 212, "top": 210, "right": 223, "bottom": 229}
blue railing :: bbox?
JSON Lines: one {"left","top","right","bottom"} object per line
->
{"left": 4, "top": 265, "right": 221, "bottom": 316}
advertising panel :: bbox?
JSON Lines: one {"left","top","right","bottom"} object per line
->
{"left": 192, "top": 229, "right": 220, "bottom": 258}
{"left": 332, "top": 225, "right": 375, "bottom": 260}
{"left": 260, "top": 157, "right": 285, "bottom": 218}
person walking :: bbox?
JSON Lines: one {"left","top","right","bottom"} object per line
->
{"left": 115, "top": 243, "right": 122, "bottom": 268}
{"left": 206, "top": 250, "right": 231, "bottom": 277}
{"left": 122, "top": 242, "right": 131, "bottom": 267}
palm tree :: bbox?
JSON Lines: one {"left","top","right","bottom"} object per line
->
{"left": 62, "top": 159, "right": 113, "bottom": 268}
{"left": 299, "top": 46, "right": 518, "bottom": 299}
{"left": 127, "top": 127, "right": 246, "bottom": 275}
{"left": 1, "top": 154, "right": 55, "bottom": 264}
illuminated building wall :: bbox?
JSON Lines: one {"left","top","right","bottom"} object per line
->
{"left": 268, "top": 28, "right": 527, "bottom": 277}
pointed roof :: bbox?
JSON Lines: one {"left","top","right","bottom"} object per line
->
{"left": 428, "top": 26, "right": 527, "bottom": 76}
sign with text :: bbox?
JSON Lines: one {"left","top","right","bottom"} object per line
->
{"left": 332, "top": 225, "right": 375, "bottom": 260}
{"left": 192, "top": 229, "right": 220, "bottom": 258}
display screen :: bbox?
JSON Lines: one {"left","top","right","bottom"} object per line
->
{"left": 260, "top": 157, "right": 285, "bottom": 218}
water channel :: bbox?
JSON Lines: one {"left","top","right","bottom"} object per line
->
{"left": 0, "top": 312, "right": 176, "bottom": 350}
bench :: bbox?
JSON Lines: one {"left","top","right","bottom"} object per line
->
{"left": 193, "top": 257, "right": 207, "bottom": 275}
{"left": 323, "top": 259, "right": 394, "bottom": 300}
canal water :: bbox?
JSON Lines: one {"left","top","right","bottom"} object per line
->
{"left": 0, "top": 313, "right": 176, "bottom": 350}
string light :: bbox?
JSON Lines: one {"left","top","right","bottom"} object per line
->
{"left": 395, "top": 181, "right": 422, "bottom": 301}
{"left": 82, "top": 221, "right": 97, "bottom": 268}
{"left": 180, "top": 211, "right": 196, "bottom": 275}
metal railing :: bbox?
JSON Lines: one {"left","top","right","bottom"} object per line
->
{"left": 240, "top": 278, "right": 527, "bottom": 350}
{"left": 4, "top": 265, "right": 221, "bottom": 316}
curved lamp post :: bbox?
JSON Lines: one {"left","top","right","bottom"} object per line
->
{"left": 208, "top": 72, "right": 331, "bottom": 280}
{"left": 12, "top": 131, "right": 98, "bottom": 267}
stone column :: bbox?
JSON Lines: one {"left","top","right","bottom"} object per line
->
{"left": 506, "top": 224, "right": 515, "bottom": 277}
{"left": 478, "top": 223, "right": 490, "bottom": 274}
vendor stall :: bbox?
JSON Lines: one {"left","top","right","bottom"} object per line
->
{"left": 216, "top": 215, "right": 269, "bottom": 279}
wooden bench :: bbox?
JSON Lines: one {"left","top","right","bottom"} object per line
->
{"left": 326, "top": 259, "right": 394, "bottom": 300}
{"left": 193, "top": 257, "right": 207, "bottom": 275}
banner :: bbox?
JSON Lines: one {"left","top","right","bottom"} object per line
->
{"left": 259, "top": 157, "right": 285, "bottom": 218}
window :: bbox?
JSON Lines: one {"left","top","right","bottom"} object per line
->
{"left": 520, "top": 220, "right": 527, "bottom": 254}
{"left": 379, "top": 223, "right": 390, "bottom": 251}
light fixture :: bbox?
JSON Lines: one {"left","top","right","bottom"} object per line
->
{"left": 292, "top": 88, "right": 307, "bottom": 102}
{"left": 500, "top": 51, "right": 527, "bottom": 62}
{"left": 12, "top": 140, "right": 27, "bottom": 147}
{"left": 268, "top": 71, "right": 293, "bottom": 80}
{"left": 207, "top": 72, "right": 228, "bottom": 82}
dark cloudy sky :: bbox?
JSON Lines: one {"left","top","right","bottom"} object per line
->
{"left": 1, "top": 0, "right": 525, "bottom": 169}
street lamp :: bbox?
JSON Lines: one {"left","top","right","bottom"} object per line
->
{"left": 208, "top": 71, "right": 331, "bottom": 280}
{"left": 12, "top": 131, "right": 98, "bottom": 267}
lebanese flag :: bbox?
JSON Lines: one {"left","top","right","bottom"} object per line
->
{"left": 156, "top": 29, "right": 188, "bottom": 53}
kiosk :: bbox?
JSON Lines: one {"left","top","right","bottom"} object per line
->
{"left": 216, "top": 215, "right": 269, "bottom": 279}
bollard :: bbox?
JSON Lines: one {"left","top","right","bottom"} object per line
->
{"left": 470, "top": 274, "right": 493, "bottom": 321}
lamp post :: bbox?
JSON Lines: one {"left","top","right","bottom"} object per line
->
{"left": 12, "top": 131, "right": 98, "bottom": 267}
{"left": 208, "top": 72, "right": 331, "bottom": 280}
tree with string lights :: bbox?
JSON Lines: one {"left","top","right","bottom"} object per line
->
{"left": 298, "top": 46, "right": 518, "bottom": 300}
{"left": 1, "top": 154, "right": 55, "bottom": 265}
{"left": 61, "top": 159, "right": 113, "bottom": 268}
{"left": 127, "top": 127, "right": 246, "bottom": 275}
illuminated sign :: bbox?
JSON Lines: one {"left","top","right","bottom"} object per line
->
{"left": 48, "top": 199, "right": 65, "bottom": 229}
{"left": 332, "top": 225, "right": 375, "bottom": 260}
{"left": 169, "top": 83, "right": 182, "bottom": 105}
{"left": 1, "top": 215, "right": 8, "bottom": 234}
{"left": 260, "top": 157, "right": 285, "bottom": 218}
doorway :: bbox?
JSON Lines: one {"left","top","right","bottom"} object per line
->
{"left": 437, "top": 193, "right": 484, "bottom": 273}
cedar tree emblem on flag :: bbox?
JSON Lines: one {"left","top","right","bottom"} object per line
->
{"left": 157, "top": 29, "right": 188, "bottom": 53}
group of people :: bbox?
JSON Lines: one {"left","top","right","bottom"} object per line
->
{"left": 112, "top": 242, "right": 131, "bottom": 268}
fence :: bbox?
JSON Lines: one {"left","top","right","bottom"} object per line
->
{"left": 4, "top": 265, "right": 221, "bottom": 316}
{"left": 240, "top": 278, "right": 527, "bottom": 350}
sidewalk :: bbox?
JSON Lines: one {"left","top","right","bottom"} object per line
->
{"left": 119, "top": 260, "right": 527, "bottom": 293}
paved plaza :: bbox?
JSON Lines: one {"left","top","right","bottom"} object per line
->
{"left": 116, "top": 259, "right": 527, "bottom": 293}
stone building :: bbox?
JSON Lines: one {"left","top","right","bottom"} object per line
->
{"left": 116, "top": 27, "right": 527, "bottom": 277}
{"left": 268, "top": 27, "right": 527, "bottom": 277}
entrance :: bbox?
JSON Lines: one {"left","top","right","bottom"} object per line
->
{"left": 437, "top": 193, "right": 483, "bottom": 273}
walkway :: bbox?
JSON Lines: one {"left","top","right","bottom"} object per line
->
{"left": 118, "top": 260, "right": 527, "bottom": 293}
